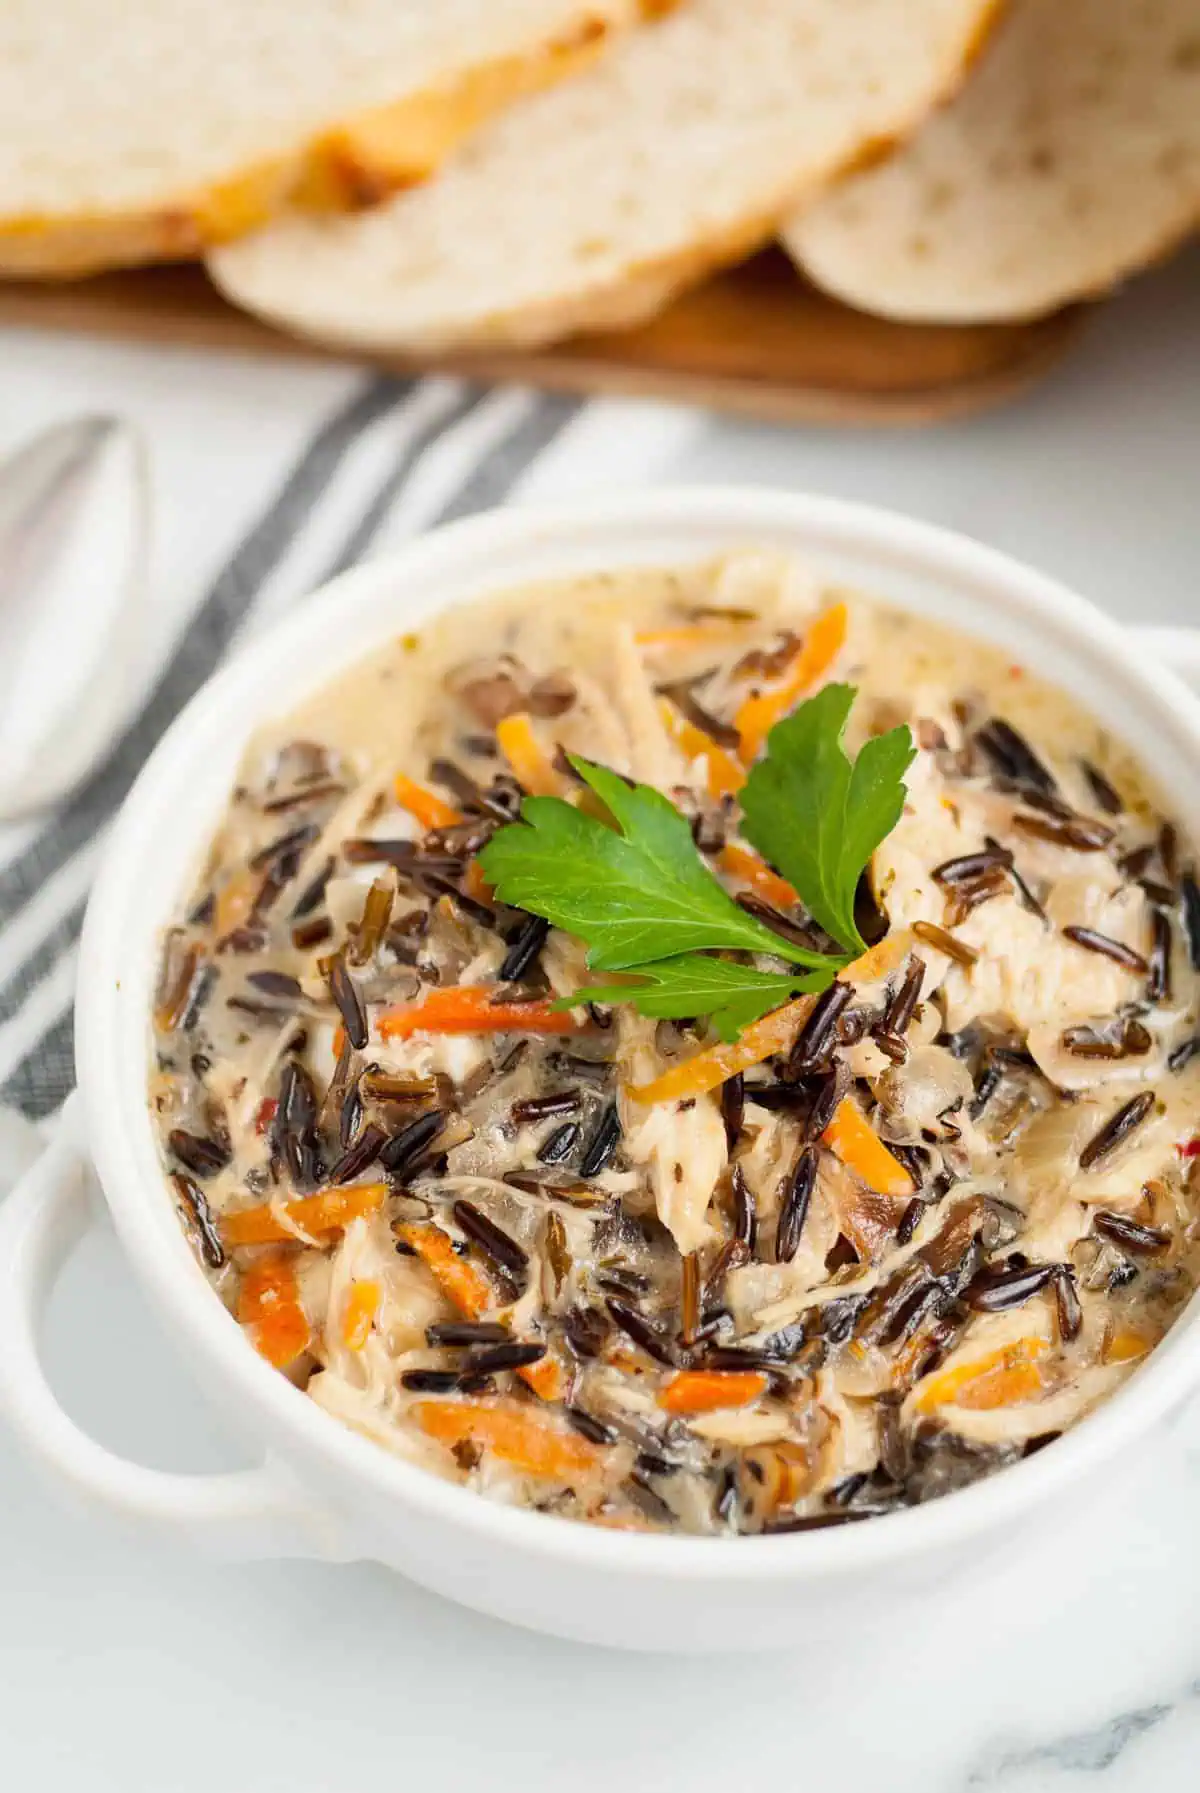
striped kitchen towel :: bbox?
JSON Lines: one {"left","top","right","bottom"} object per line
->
{"left": 0, "top": 371, "right": 704, "bottom": 1121}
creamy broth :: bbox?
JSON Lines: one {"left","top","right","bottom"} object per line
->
{"left": 149, "top": 555, "right": 1200, "bottom": 1535}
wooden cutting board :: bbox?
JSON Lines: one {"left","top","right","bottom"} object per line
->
{"left": 0, "top": 251, "right": 1086, "bottom": 426}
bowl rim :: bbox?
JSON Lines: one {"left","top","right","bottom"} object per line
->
{"left": 76, "top": 484, "right": 1200, "bottom": 1581}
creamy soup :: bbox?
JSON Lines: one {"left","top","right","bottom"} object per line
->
{"left": 149, "top": 555, "right": 1200, "bottom": 1535}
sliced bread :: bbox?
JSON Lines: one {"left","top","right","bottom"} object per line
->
{"left": 0, "top": 0, "right": 645, "bottom": 277}
{"left": 209, "top": 0, "right": 1000, "bottom": 354}
{"left": 784, "top": 0, "right": 1200, "bottom": 322}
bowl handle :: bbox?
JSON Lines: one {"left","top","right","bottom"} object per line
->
{"left": 0, "top": 1099, "right": 347, "bottom": 1561}
{"left": 1133, "top": 626, "right": 1200, "bottom": 693}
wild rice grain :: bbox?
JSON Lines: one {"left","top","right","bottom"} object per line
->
{"left": 328, "top": 1122, "right": 387, "bottom": 1185}
{"left": 804, "top": 1065, "right": 847, "bottom": 1141}
{"left": 965, "top": 1261, "right": 1059, "bottom": 1312}
{"left": 897, "top": 1197, "right": 924, "bottom": 1246}
{"left": 1081, "top": 761, "right": 1123, "bottom": 814}
{"left": 1062, "top": 1019, "right": 1152, "bottom": 1060}
{"left": 787, "top": 980, "right": 852, "bottom": 1075}
{"left": 566, "top": 1408, "right": 618, "bottom": 1446}
{"left": 579, "top": 1104, "right": 621, "bottom": 1177}
{"left": 465, "top": 1342, "right": 547, "bottom": 1374}
{"left": 883, "top": 956, "right": 926, "bottom": 1036}
{"left": 328, "top": 955, "right": 368, "bottom": 1050}
{"left": 426, "top": 1321, "right": 509, "bottom": 1346}
{"left": 1160, "top": 823, "right": 1180, "bottom": 884}
{"left": 987, "top": 834, "right": 1047, "bottom": 920}
{"left": 720, "top": 1073, "right": 745, "bottom": 1151}
{"left": 380, "top": 1109, "right": 447, "bottom": 1176}
{"left": 563, "top": 1306, "right": 610, "bottom": 1359}
{"left": 544, "top": 1212, "right": 572, "bottom": 1294}
{"left": 171, "top": 1172, "right": 225, "bottom": 1269}
{"left": 1093, "top": 1210, "right": 1171, "bottom": 1255}
{"left": 605, "top": 1297, "right": 675, "bottom": 1366}
{"left": 932, "top": 849, "right": 1013, "bottom": 886}
{"left": 167, "top": 1129, "right": 230, "bottom": 1179}
{"left": 912, "top": 921, "right": 979, "bottom": 967}
{"left": 499, "top": 915, "right": 550, "bottom": 982}
{"left": 730, "top": 1163, "right": 758, "bottom": 1253}
{"left": 538, "top": 1122, "right": 581, "bottom": 1165}
{"left": 975, "top": 719, "right": 1058, "bottom": 795}
{"left": 680, "top": 1251, "right": 701, "bottom": 1345}
{"left": 246, "top": 969, "right": 303, "bottom": 1001}
{"left": 1079, "top": 1092, "right": 1156, "bottom": 1169}
{"left": 776, "top": 1147, "right": 817, "bottom": 1265}
{"left": 1013, "top": 813, "right": 1115, "bottom": 852}
{"left": 1062, "top": 926, "right": 1149, "bottom": 974}
{"left": 348, "top": 878, "right": 394, "bottom": 967}
{"left": 1054, "top": 1267, "right": 1083, "bottom": 1341}
{"left": 1181, "top": 874, "right": 1200, "bottom": 972}
{"left": 1147, "top": 910, "right": 1173, "bottom": 1003}
{"left": 290, "top": 856, "right": 334, "bottom": 919}
{"left": 276, "top": 1060, "right": 324, "bottom": 1189}
{"left": 872, "top": 1030, "right": 910, "bottom": 1066}
{"left": 452, "top": 1200, "right": 529, "bottom": 1280}
{"left": 249, "top": 822, "right": 320, "bottom": 873}
{"left": 511, "top": 1092, "right": 580, "bottom": 1123}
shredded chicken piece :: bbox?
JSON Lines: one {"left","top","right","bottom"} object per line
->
{"left": 610, "top": 622, "right": 681, "bottom": 789}
{"left": 617, "top": 1012, "right": 725, "bottom": 1254}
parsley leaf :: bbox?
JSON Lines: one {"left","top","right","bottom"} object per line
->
{"left": 564, "top": 955, "right": 836, "bottom": 1042}
{"left": 739, "top": 683, "right": 915, "bottom": 955}
{"left": 478, "top": 754, "right": 835, "bottom": 974}
{"left": 477, "top": 686, "right": 913, "bottom": 1038}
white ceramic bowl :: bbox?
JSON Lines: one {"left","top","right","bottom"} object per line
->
{"left": 2, "top": 489, "right": 1200, "bottom": 1652}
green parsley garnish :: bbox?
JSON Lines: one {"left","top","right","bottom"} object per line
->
{"left": 739, "top": 683, "right": 915, "bottom": 956}
{"left": 477, "top": 683, "right": 914, "bottom": 1039}
{"left": 565, "top": 957, "right": 832, "bottom": 1042}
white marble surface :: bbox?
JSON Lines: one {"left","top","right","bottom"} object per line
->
{"left": 2, "top": 245, "right": 1199, "bottom": 1791}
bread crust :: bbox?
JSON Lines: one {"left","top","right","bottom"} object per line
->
{"left": 785, "top": 0, "right": 1200, "bottom": 322}
{"left": 0, "top": 9, "right": 638, "bottom": 279}
{"left": 211, "top": 0, "right": 1005, "bottom": 351}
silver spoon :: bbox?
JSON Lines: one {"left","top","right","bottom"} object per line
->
{"left": 0, "top": 415, "right": 149, "bottom": 819}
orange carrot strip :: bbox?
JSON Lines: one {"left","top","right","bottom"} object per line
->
{"left": 635, "top": 622, "right": 753, "bottom": 652}
{"left": 823, "top": 1097, "right": 913, "bottom": 1199}
{"left": 1104, "top": 1327, "right": 1151, "bottom": 1365}
{"left": 955, "top": 1359, "right": 1046, "bottom": 1410}
{"left": 397, "top": 1221, "right": 493, "bottom": 1320}
{"left": 414, "top": 1401, "right": 600, "bottom": 1479}
{"left": 393, "top": 772, "right": 463, "bottom": 832}
{"left": 222, "top": 1182, "right": 388, "bottom": 1248}
{"left": 464, "top": 860, "right": 494, "bottom": 903}
{"left": 629, "top": 996, "right": 815, "bottom": 1104}
{"left": 735, "top": 601, "right": 848, "bottom": 763}
{"left": 238, "top": 1255, "right": 310, "bottom": 1368}
{"left": 658, "top": 1369, "right": 768, "bottom": 1415}
{"left": 658, "top": 700, "right": 745, "bottom": 800}
{"left": 719, "top": 841, "right": 796, "bottom": 909}
{"left": 341, "top": 1278, "right": 381, "bottom": 1350}
{"left": 377, "top": 987, "right": 582, "bottom": 1040}
{"left": 495, "top": 711, "right": 565, "bottom": 797}
{"left": 519, "top": 1353, "right": 566, "bottom": 1402}
{"left": 914, "top": 1338, "right": 1049, "bottom": 1414}
{"left": 843, "top": 930, "right": 911, "bottom": 986}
